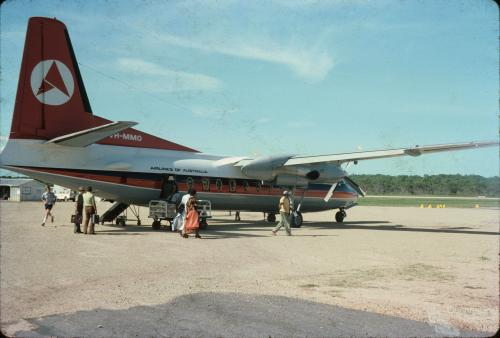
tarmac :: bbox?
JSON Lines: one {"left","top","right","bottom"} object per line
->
{"left": 1, "top": 201, "right": 498, "bottom": 337}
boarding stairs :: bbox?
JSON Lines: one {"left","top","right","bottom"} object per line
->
{"left": 101, "top": 202, "right": 129, "bottom": 224}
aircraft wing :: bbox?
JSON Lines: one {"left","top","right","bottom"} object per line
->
{"left": 46, "top": 121, "right": 138, "bottom": 147}
{"left": 284, "top": 141, "right": 498, "bottom": 166}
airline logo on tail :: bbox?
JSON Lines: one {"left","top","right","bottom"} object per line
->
{"left": 30, "top": 60, "right": 74, "bottom": 105}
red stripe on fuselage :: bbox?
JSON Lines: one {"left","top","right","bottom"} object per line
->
{"left": 15, "top": 166, "right": 357, "bottom": 200}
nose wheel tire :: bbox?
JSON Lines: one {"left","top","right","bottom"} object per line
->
{"left": 335, "top": 210, "right": 346, "bottom": 223}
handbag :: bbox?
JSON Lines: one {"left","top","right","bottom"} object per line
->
{"left": 71, "top": 214, "right": 82, "bottom": 223}
{"left": 92, "top": 214, "right": 100, "bottom": 224}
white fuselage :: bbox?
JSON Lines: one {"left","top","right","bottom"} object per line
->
{"left": 0, "top": 139, "right": 358, "bottom": 212}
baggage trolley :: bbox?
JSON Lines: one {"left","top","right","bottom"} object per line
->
{"left": 196, "top": 199, "right": 212, "bottom": 230}
{"left": 148, "top": 200, "right": 177, "bottom": 230}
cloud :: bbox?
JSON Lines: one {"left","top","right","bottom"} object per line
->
{"left": 191, "top": 106, "right": 237, "bottom": 120}
{"left": 287, "top": 121, "right": 316, "bottom": 128}
{"left": 154, "top": 33, "right": 334, "bottom": 82}
{"left": 256, "top": 117, "right": 271, "bottom": 124}
{"left": 116, "top": 58, "right": 222, "bottom": 92}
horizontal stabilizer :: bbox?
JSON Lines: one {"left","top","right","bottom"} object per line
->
{"left": 46, "top": 121, "right": 138, "bottom": 147}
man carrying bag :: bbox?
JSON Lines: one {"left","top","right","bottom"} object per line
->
{"left": 72, "top": 186, "right": 85, "bottom": 233}
{"left": 82, "top": 186, "right": 98, "bottom": 235}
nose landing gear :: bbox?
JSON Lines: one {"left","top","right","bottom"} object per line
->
{"left": 335, "top": 208, "right": 346, "bottom": 223}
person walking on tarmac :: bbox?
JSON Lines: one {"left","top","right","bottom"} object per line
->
{"left": 41, "top": 186, "right": 56, "bottom": 226}
{"left": 182, "top": 196, "right": 201, "bottom": 238}
{"left": 82, "top": 186, "right": 98, "bottom": 235}
{"left": 272, "top": 191, "right": 292, "bottom": 236}
{"left": 73, "top": 186, "right": 85, "bottom": 233}
{"left": 177, "top": 189, "right": 196, "bottom": 236}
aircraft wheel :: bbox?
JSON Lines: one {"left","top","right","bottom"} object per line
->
{"left": 137, "top": 220, "right": 141, "bottom": 226}
{"left": 199, "top": 219, "right": 208, "bottom": 230}
{"left": 152, "top": 220, "right": 161, "bottom": 230}
{"left": 267, "top": 213, "right": 276, "bottom": 222}
{"left": 291, "top": 211, "right": 303, "bottom": 228}
{"left": 335, "top": 210, "right": 346, "bottom": 223}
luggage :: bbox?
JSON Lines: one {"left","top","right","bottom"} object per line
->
{"left": 92, "top": 214, "right": 100, "bottom": 224}
{"left": 71, "top": 214, "right": 82, "bottom": 224}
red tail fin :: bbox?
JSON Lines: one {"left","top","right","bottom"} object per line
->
{"left": 10, "top": 17, "right": 197, "bottom": 152}
{"left": 11, "top": 17, "right": 94, "bottom": 140}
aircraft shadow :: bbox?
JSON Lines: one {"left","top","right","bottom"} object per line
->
{"left": 195, "top": 231, "right": 268, "bottom": 239}
{"left": 306, "top": 221, "right": 500, "bottom": 236}
{"left": 92, "top": 220, "right": 498, "bottom": 237}
{"left": 12, "top": 292, "right": 487, "bottom": 337}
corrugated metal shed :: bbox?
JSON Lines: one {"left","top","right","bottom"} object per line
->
{"left": 0, "top": 178, "right": 46, "bottom": 201}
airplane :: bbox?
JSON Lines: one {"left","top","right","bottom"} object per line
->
{"left": 0, "top": 17, "right": 497, "bottom": 229}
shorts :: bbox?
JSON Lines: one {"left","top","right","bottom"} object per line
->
{"left": 45, "top": 204, "right": 53, "bottom": 210}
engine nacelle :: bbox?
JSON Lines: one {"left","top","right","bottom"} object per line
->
{"left": 241, "top": 154, "right": 292, "bottom": 180}
{"left": 274, "top": 174, "right": 309, "bottom": 187}
{"left": 312, "top": 164, "right": 347, "bottom": 183}
{"left": 241, "top": 155, "right": 347, "bottom": 184}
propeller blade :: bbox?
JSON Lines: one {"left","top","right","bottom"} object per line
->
{"left": 323, "top": 182, "right": 338, "bottom": 202}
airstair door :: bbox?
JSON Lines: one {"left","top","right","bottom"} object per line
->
{"left": 160, "top": 176, "right": 177, "bottom": 199}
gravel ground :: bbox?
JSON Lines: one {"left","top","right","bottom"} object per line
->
{"left": 1, "top": 201, "right": 498, "bottom": 337}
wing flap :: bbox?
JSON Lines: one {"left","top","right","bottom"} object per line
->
{"left": 46, "top": 121, "right": 138, "bottom": 147}
{"left": 284, "top": 141, "right": 498, "bottom": 166}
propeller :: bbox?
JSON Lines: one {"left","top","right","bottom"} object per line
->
{"left": 323, "top": 182, "right": 338, "bottom": 202}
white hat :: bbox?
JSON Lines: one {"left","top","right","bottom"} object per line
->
{"left": 283, "top": 190, "right": 289, "bottom": 195}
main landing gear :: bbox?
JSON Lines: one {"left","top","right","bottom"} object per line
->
{"left": 335, "top": 208, "right": 346, "bottom": 223}
{"left": 152, "top": 219, "right": 162, "bottom": 230}
{"left": 291, "top": 211, "right": 303, "bottom": 228}
{"left": 266, "top": 213, "right": 276, "bottom": 222}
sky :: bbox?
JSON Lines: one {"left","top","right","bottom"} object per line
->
{"left": 1, "top": 0, "right": 498, "bottom": 177}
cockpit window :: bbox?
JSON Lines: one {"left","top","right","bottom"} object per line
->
{"left": 334, "top": 180, "right": 357, "bottom": 193}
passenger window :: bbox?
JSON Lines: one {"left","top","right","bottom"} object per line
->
{"left": 216, "top": 179, "right": 223, "bottom": 192}
{"left": 229, "top": 179, "right": 236, "bottom": 192}
{"left": 202, "top": 178, "right": 210, "bottom": 191}
{"left": 186, "top": 177, "right": 194, "bottom": 190}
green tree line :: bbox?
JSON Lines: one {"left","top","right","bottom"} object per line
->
{"left": 349, "top": 174, "right": 500, "bottom": 197}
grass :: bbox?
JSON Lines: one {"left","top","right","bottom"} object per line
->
{"left": 357, "top": 196, "right": 500, "bottom": 208}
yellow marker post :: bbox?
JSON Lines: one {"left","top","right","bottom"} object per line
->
{"left": 428, "top": 204, "right": 432, "bottom": 208}
{"left": 475, "top": 204, "right": 480, "bottom": 208}
{"left": 420, "top": 204, "right": 424, "bottom": 208}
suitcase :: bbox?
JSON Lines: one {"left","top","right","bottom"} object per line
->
{"left": 92, "top": 214, "right": 100, "bottom": 224}
{"left": 71, "top": 214, "right": 82, "bottom": 224}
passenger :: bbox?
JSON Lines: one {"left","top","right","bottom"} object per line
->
{"left": 73, "top": 186, "right": 85, "bottom": 233}
{"left": 182, "top": 196, "right": 201, "bottom": 238}
{"left": 271, "top": 190, "right": 292, "bottom": 236}
{"left": 41, "top": 186, "right": 56, "bottom": 226}
{"left": 178, "top": 189, "right": 196, "bottom": 236}
{"left": 82, "top": 186, "right": 98, "bottom": 235}
{"left": 168, "top": 185, "right": 182, "bottom": 205}
{"left": 169, "top": 185, "right": 182, "bottom": 232}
